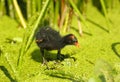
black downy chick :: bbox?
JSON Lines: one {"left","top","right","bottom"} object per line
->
{"left": 36, "top": 26, "right": 79, "bottom": 65}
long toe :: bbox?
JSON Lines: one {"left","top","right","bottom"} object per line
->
{"left": 42, "top": 59, "right": 47, "bottom": 65}
{"left": 41, "top": 61, "right": 50, "bottom": 70}
{"left": 57, "top": 54, "right": 65, "bottom": 61}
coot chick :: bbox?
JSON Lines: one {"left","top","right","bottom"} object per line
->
{"left": 36, "top": 26, "right": 79, "bottom": 65}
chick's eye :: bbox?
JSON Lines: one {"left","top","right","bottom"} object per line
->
{"left": 72, "top": 38, "right": 77, "bottom": 42}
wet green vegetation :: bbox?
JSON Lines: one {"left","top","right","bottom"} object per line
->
{"left": 0, "top": 0, "right": 120, "bottom": 82}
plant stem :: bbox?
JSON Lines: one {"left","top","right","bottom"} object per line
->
{"left": 27, "top": 0, "right": 31, "bottom": 19}
{"left": 36, "top": 0, "right": 42, "bottom": 12}
{"left": 4, "top": 53, "right": 19, "bottom": 81}
{"left": 63, "top": 11, "right": 69, "bottom": 33}
{"left": 13, "top": 0, "right": 26, "bottom": 28}
{"left": 54, "top": 0, "right": 60, "bottom": 28}
{"left": 0, "top": 0, "right": 5, "bottom": 17}
{"left": 8, "top": 0, "right": 15, "bottom": 18}
{"left": 100, "top": 0, "right": 111, "bottom": 31}
{"left": 32, "top": 0, "right": 36, "bottom": 15}
{"left": 69, "top": 0, "right": 89, "bottom": 28}
{"left": 25, "top": 0, "right": 50, "bottom": 52}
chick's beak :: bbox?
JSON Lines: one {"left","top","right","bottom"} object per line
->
{"left": 74, "top": 42, "right": 80, "bottom": 48}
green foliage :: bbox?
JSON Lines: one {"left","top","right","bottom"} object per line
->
{"left": 0, "top": 0, "right": 120, "bottom": 82}
{"left": 94, "top": 59, "right": 114, "bottom": 82}
{"left": 1, "top": 0, "right": 119, "bottom": 29}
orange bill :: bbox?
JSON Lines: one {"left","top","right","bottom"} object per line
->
{"left": 74, "top": 42, "right": 80, "bottom": 48}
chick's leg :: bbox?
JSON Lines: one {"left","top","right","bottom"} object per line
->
{"left": 57, "top": 49, "right": 64, "bottom": 61}
{"left": 40, "top": 49, "right": 47, "bottom": 65}
{"left": 57, "top": 49, "right": 61, "bottom": 60}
